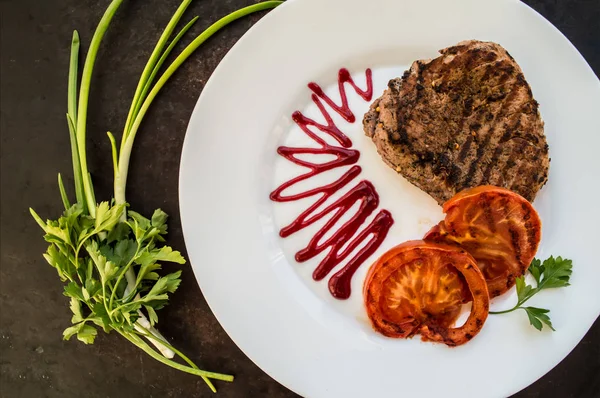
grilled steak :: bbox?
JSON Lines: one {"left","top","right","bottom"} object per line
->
{"left": 363, "top": 40, "right": 549, "bottom": 205}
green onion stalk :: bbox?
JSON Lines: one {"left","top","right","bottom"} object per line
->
{"left": 32, "top": 0, "right": 283, "bottom": 391}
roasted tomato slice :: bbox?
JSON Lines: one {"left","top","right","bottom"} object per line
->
{"left": 363, "top": 241, "right": 489, "bottom": 346}
{"left": 424, "top": 185, "right": 542, "bottom": 298}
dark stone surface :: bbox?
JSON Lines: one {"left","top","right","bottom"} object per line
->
{"left": 0, "top": 0, "right": 598, "bottom": 397}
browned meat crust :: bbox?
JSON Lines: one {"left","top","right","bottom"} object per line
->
{"left": 364, "top": 40, "right": 549, "bottom": 204}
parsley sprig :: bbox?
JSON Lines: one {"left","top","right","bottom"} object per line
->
{"left": 490, "top": 256, "right": 573, "bottom": 331}
{"left": 29, "top": 0, "right": 282, "bottom": 391}
{"left": 30, "top": 203, "right": 232, "bottom": 382}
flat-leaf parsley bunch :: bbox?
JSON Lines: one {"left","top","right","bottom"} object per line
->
{"left": 30, "top": 0, "right": 282, "bottom": 391}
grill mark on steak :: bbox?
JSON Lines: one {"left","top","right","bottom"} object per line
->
{"left": 498, "top": 139, "right": 528, "bottom": 186}
{"left": 482, "top": 146, "right": 504, "bottom": 183}
{"left": 513, "top": 160, "right": 534, "bottom": 200}
{"left": 463, "top": 75, "right": 521, "bottom": 188}
{"left": 452, "top": 70, "right": 475, "bottom": 149}
{"left": 363, "top": 40, "right": 549, "bottom": 204}
{"left": 479, "top": 96, "right": 528, "bottom": 186}
{"left": 457, "top": 135, "right": 474, "bottom": 162}
{"left": 462, "top": 105, "right": 490, "bottom": 187}
{"left": 455, "top": 64, "right": 518, "bottom": 186}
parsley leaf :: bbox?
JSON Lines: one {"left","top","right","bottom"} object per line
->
{"left": 524, "top": 307, "right": 555, "bottom": 331}
{"left": 490, "top": 256, "right": 573, "bottom": 331}
{"left": 515, "top": 276, "right": 535, "bottom": 304}
{"left": 64, "top": 281, "right": 85, "bottom": 302}
{"left": 128, "top": 210, "right": 151, "bottom": 231}
{"left": 100, "top": 238, "right": 137, "bottom": 267}
{"left": 94, "top": 202, "right": 125, "bottom": 233}
{"left": 147, "top": 271, "right": 182, "bottom": 297}
{"left": 69, "top": 297, "right": 84, "bottom": 323}
{"left": 63, "top": 322, "right": 98, "bottom": 345}
{"left": 151, "top": 209, "right": 169, "bottom": 234}
{"left": 528, "top": 258, "right": 543, "bottom": 285}
{"left": 136, "top": 246, "right": 185, "bottom": 267}
{"left": 533, "top": 256, "right": 572, "bottom": 290}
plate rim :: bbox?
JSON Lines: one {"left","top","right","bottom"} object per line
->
{"left": 179, "top": 0, "right": 600, "bottom": 396}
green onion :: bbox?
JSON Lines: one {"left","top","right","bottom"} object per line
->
{"left": 30, "top": 0, "right": 283, "bottom": 391}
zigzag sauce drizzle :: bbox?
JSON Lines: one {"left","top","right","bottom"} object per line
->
{"left": 270, "top": 68, "right": 394, "bottom": 299}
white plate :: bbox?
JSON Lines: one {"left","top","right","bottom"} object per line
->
{"left": 179, "top": 0, "right": 600, "bottom": 396}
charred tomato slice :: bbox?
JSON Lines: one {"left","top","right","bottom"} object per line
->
{"left": 363, "top": 240, "right": 489, "bottom": 346}
{"left": 424, "top": 185, "right": 542, "bottom": 297}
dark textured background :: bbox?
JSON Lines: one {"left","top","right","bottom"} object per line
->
{"left": 1, "top": 0, "right": 598, "bottom": 397}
